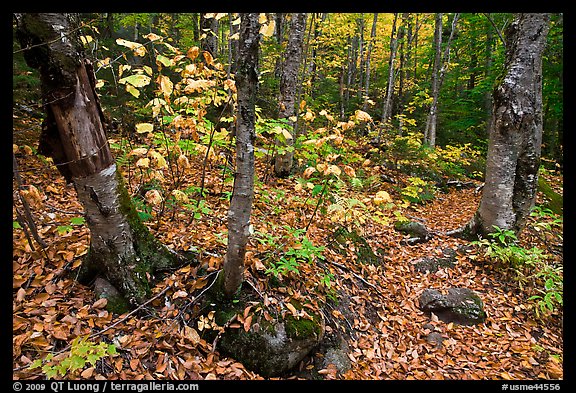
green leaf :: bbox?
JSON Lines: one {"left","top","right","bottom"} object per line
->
{"left": 13, "top": 221, "right": 22, "bottom": 229}
{"left": 57, "top": 225, "right": 73, "bottom": 235}
{"left": 29, "top": 359, "right": 43, "bottom": 369}
{"left": 119, "top": 74, "right": 151, "bottom": 88}
{"left": 70, "top": 217, "right": 85, "bottom": 226}
{"left": 107, "top": 344, "right": 117, "bottom": 355}
{"left": 156, "top": 54, "right": 172, "bottom": 67}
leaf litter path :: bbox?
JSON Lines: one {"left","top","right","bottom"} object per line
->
{"left": 12, "top": 132, "right": 562, "bottom": 381}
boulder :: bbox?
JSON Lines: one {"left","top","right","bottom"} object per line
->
{"left": 218, "top": 312, "right": 324, "bottom": 377}
{"left": 418, "top": 288, "right": 486, "bottom": 325}
{"left": 330, "top": 226, "right": 382, "bottom": 266}
{"left": 394, "top": 220, "right": 432, "bottom": 245}
{"left": 414, "top": 248, "right": 457, "bottom": 273}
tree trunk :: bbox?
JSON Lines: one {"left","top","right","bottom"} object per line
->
{"left": 15, "top": 13, "right": 184, "bottom": 306}
{"left": 424, "top": 13, "right": 459, "bottom": 147}
{"left": 450, "top": 13, "right": 550, "bottom": 239}
{"left": 381, "top": 13, "right": 399, "bottom": 124}
{"left": 222, "top": 13, "right": 260, "bottom": 298}
{"left": 201, "top": 13, "right": 219, "bottom": 57}
{"left": 274, "top": 13, "right": 307, "bottom": 178}
{"left": 362, "top": 13, "right": 378, "bottom": 111}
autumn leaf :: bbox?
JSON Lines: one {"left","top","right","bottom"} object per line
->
{"left": 92, "top": 298, "right": 108, "bottom": 309}
{"left": 145, "top": 190, "right": 163, "bottom": 205}
{"left": 373, "top": 191, "right": 392, "bottom": 205}
{"left": 135, "top": 123, "right": 154, "bottom": 134}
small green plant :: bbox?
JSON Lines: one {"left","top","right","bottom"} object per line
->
{"left": 264, "top": 229, "right": 325, "bottom": 278}
{"left": 56, "top": 216, "right": 86, "bottom": 235}
{"left": 471, "top": 225, "right": 545, "bottom": 270}
{"left": 471, "top": 225, "right": 562, "bottom": 319}
{"left": 29, "top": 336, "right": 117, "bottom": 379}
{"left": 528, "top": 264, "right": 563, "bottom": 318}
{"left": 400, "top": 176, "right": 436, "bottom": 204}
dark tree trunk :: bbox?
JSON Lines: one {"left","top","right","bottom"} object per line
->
{"left": 222, "top": 13, "right": 260, "bottom": 298}
{"left": 274, "top": 13, "right": 307, "bottom": 178}
{"left": 450, "top": 13, "right": 550, "bottom": 238}
{"left": 15, "top": 13, "right": 185, "bottom": 307}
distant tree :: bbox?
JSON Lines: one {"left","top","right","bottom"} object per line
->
{"left": 274, "top": 13, "right": 307, "bottom": 178}
{"left": 424, "top": 13, "right": 459, "bottom": 147}
{"left": 221, "top": 13, "right": 261, "bottom": 298}
{"left": 450, "top": 13, "right": 550, "bottom": 238}
{"left": 14, "top": 13, "right": 186, "bottom": 306}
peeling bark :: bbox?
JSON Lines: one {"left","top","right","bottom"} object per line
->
{"left": 16, "top": 13, "right": 185, "bottom": 306}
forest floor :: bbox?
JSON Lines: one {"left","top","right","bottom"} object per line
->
{"left": 12, "top": 107, "right": 563, "bottom": 381}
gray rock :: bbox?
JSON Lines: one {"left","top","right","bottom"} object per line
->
{"left": 218, "top": 313, "right": 324, "bottom": 377}
{"left": 419, "top": 288, "right": 486, "bottom": 325}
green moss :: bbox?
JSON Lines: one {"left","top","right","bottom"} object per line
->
{"left": 330, "top": 227, "right": 381, "bottom": 265}
{"left": 115, "top": 169, "right": 181, "bottom": 272}
{"left": 285, "top": 315, "right": 322, "bottom": 340}
{"left": 538, "top": 176, "right": 563, "bottom": 215}
{"left": 104, "top": 294, "right": 131, "bottom": 315}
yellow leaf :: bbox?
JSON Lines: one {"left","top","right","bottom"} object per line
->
{"left": 281, "top": 128, "right": 293, "bottom": 140}
{"left": 136, "top": 157, "right": 150, "bottom": 168}
{"left": 373, "top": 191, "right": 392, "bottom": 205}
{"left": 286, "top": 303, "right": 299, "bottom": 317}
{"left": 135, "top": 123, "right": 154, "bottom": 133}
{"left": 303, "top": 167, "right": 317, "bottom": 179}
{"left": 316, "top": 163, "right": 328, "bottom": 174}
{"left": 299, "top": 100, "right": 307, "bottom": 111}
{"left": 260, "top": 21, "right": 276, "bottom": 37}
{"left": 187, "top": 46, "right": 200, "bottom": 61}
{"left": 145, "top": 190, "right": 163, "bottom": 205}
{"left": 355, "top": 110, "right": 372, "bottom": 122}
{"left": 149, "top": 151, "right": 167, "bottom": 169}
{"left": 258, "top": 13, "right": 268, "bottom": 24}
{"left": 158, "top": 75, "right": 173, "bottom": 99}
{"left": 80, "top": 35, "right": 93, "bottom": 45}
{"left": 125, "top": 84, "right": 140, "bottom": 98}
{"left": 326, "top": 165, "right": 341, "bottom": 176}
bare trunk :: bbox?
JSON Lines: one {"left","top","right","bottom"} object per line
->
{"left": 15, "top": 13, "right": 183, "bottom": 306}
{"left": 274, "top": 13, "right": 307, "bottom": 177}
{"left": 362, "top": 13, "right": 378, "bottom": 111}
{"left": 451, "top": 13, "right": 550, "bottom": 238}
{"left": 222, "top": 13, "right": 260, "bottom": 298}
{"left": 382, "top": 13, "right": 399, "bottom": 124}
{"left": 424, "top": 13, "right": 459, "bottom": 147}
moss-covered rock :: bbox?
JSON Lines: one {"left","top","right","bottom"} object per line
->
{"left": 538, "top": 176, "right": 563, "bottom": 215}
{"left": 330, "top": 226, "right": 382, "bottom": 266}
{"left": 203, "top": 282, "right": 324, "bottom": 377}
{"left": 418, "top": 287, "right": 486, "bottom": 326}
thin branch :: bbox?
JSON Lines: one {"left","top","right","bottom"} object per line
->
{"left": 482, "top": 13, "right": 506, "bottom": 46}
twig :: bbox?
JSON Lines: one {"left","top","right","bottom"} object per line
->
{"left": 326, "top": 259, "right": 386, "bottom": 299}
